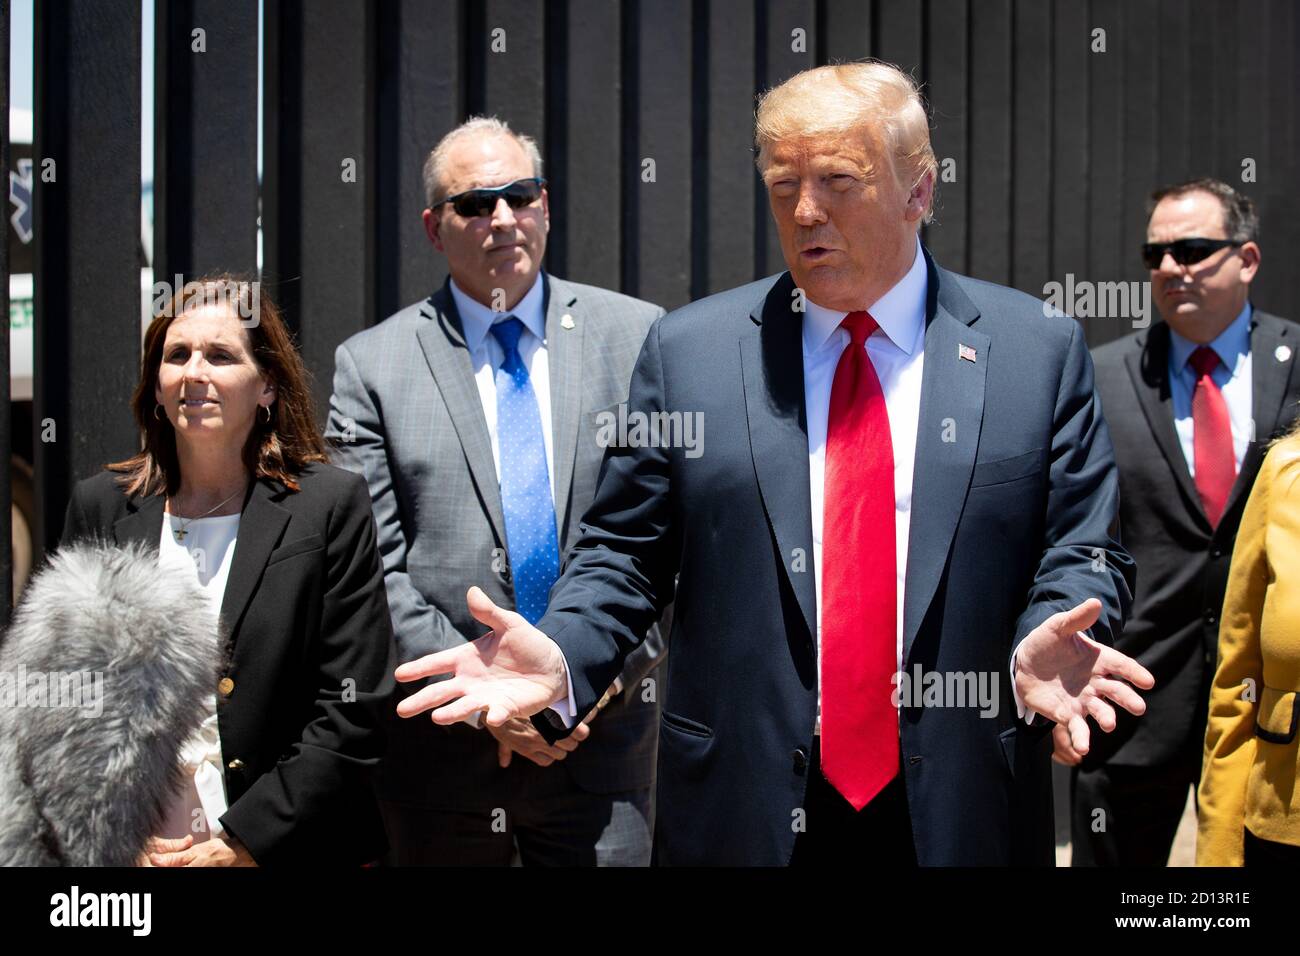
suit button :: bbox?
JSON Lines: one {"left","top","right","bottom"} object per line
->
{"left": 792, "top": 748, "right": 808, "bottom": 775}
{"left": 218, "top": 677, "right": 235, "bottom": 697}
{"left": 1211, "top": 548, "right": 1223, "bottom": 559}
{"left": 1205, "top": 611, "right": 1217, "bottom": 625}
{"left": 227, "top": 758, "right": 244, "bottom": 771}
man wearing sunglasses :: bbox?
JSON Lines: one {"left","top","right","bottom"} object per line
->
{"left": 1073, "top": 178, "right": 1300, "bottom": 865}
{"left": 395, "top": 63, "right": 1154, "bottom": 866}
{"left": 326, "top": 116, "right": 666, "bottom": 865}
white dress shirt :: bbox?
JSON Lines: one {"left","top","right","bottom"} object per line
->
{"left": 156, "top": 510, "right": 240, "bottom": 842}
{"left": 549, "top": 238, "right": 1032, "bottom": 727}
{"left": 1167, "top": 302, "right": 1253, "bottom": 477}
{"left": 804, "top": 237, "right": 926, "bottom": 731}
{"left": 451, "top": 272, "right": 557, "bottom": 728}
{"left": 450, "top": 272, "right": 555, "bottom": 500}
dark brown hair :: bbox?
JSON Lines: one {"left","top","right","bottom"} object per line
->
{"left": 108, "top": 275, "right": 328, "bottom": 497}
{"left": 1148, "top": 177, "right": 1259, "bottom": 244}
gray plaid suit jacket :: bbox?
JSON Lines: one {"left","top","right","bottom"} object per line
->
{"left": 327, "top": 272, "right": 666, "bottom": 806}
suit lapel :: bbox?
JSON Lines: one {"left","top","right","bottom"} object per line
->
{"left": 217, "top": 479, "right": 291, "bottom": 635}
{"left": 112, "top": 481, "right": 290, "bottom": 639}
{"left": 544, "top": 274, "right": 584, "bottom": 534}
{"left": 112, "top": 494, "right": 165, "bottom": 550}
{"left": 1222, "top": 311, "right": 1298, "bottom": 520}
{"left": 741, "top": 273, "right": 817, "bottom": 646}
{"left": 902, "top": 258, "right": 988, "bottom": 663}
{"left": 1123, "top": 323, "right": 1209, "bottom": 529}
{"left": 1247, "top": 313, "right": 1293, "bottom": 441}
{"left": 416, "top": 281, "right": 508, "bottom": 548}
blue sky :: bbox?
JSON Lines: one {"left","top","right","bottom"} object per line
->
{"left": 9, "top": 0, "right": 31, "bottom": 119}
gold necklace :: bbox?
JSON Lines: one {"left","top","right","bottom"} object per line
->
{"left": 168, "top": 488, "right": 244, "bottom": 542}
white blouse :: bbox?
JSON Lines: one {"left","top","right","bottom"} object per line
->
{"left": 155, "top": 510, "right": 241, "bottom": 844}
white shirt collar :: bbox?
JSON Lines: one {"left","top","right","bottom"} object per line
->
{"left": 450, "top": 271, "right": 548, "bottom": 353}
{"left": 801, "top": 235, "right": 928, "bottom": 356}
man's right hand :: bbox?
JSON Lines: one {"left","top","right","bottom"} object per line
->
{"left": 395, "top": 586, "right": 568, "bottom": 727}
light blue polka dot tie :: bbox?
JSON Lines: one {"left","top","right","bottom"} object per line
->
{"left": 490, "top": 317, "right": 560, "bottom": 624}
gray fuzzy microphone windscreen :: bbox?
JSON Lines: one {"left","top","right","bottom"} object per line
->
{"left": 0, "top": 540, "right": 222, "bottom": 866}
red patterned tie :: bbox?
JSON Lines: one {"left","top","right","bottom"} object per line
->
{"left": 821, "top": 310, "right": 897, "bottom": 810}
{"left": 1189, "top": 346, "right": 1236, "bottom": 528}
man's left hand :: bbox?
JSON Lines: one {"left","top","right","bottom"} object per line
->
{"left": 1014, "top": 598, "right": 1154, "bottom": 756}
{"left": 487, "top": 674, "right": 621, "bottom": 767}
{"left": 489, "top": 715, "right": 590, "bottom": 767}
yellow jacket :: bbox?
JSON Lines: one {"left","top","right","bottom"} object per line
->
{"left": 1198, "top": 441, "right": 1300, "bottom": 865}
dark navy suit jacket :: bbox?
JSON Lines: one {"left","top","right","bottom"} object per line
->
{"left": 536, "top": 247, "right": 1135, "bottom": 865}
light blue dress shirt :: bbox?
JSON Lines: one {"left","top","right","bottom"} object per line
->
{"left": 1166, "top": 302, "right": 1253, "bottom": 478}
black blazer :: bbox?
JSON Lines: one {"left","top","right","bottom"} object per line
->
{"left": 536, "top": 250, "right": 1135, "bottom": 865}
{"left": 1089, "top": 310, "right": 1300, "bottom": 767}
{"left": 60, "top": 461, "right": 398, "bottom": 865}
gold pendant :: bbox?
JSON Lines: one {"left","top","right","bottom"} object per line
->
{"left": 175, "top": 528, "right": 187, "bottom": 542}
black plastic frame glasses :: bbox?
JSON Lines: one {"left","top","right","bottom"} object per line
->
{"left": 432, "top": 177, "right": 547, "bottom": 219}
{"left": 1141, "top": 237, "right": 1242, "bottom": 270}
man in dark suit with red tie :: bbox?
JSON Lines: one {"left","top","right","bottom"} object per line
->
{"left": 1068, "top": 179, "right": 1300, "bottom": 865}
{"left": 393, "top": 61, "right": 1154, "bottom": 865}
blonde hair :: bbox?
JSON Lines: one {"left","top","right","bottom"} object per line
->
{"left": 422, "top": 116, "right": 544, "bottom": 209}
{"left": 1272, "top": 412, "right": 1300, "bottom": 451}
{"left": 754, "top": 61, "right": 938, "bottom": 222}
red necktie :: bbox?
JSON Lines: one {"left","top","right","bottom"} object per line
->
{"left": 1189, "top": 346, "right": 1236, "bottom": 528}
{"left": 821, "top": 310, "right": 897, "bottom": 810}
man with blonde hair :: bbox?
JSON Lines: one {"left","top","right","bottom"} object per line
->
{"left": 398, "top": 62, "right": 1153, "bottom": 865}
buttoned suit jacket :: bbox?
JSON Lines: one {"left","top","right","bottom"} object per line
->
{"left": 60, "top": 463, "right": 397, "bottom": 865}
{"left": 1088, "top": 311, "right": 1300, "bottom": 767}
{"left": 534, "top": 247, "right": 1136, "bottom": 865}
{"left": 328, "top": 272, "right": 667, "bottom": 807}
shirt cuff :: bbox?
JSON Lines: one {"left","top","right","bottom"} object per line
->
{"left": 1010, "top": 650, "right": 1035, "bottom": 726}
{"left": 545, "top": 637, "right": 578, "bottom": 730}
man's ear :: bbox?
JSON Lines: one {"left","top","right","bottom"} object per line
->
{"left": 541, "top": 187, "right": 550, "bottom": 235}
{"left": 423, "top": 207, "right": 444, "bottom": 251}
{"left": 1238, "top": 240, "right": 1261, "bottom": 285}
{"left": 905, "top": 170, "right": 935, "bottom": 224}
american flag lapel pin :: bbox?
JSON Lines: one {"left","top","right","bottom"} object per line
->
{"left": 959, "top": 343, "right": 977, "bottom": 363}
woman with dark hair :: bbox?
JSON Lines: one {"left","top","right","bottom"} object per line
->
{"left": 1198, "top": 426, "right": 1300, "bottom": 866}
{"left": 60, "top": 276, "right": 397, "bottom": 866}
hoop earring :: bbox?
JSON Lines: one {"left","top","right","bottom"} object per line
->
{"left": 261, "top": 405, "right": 272, "bottom": 424}
{"left": 154, "top": 403, "right": 166, "bottom": 421}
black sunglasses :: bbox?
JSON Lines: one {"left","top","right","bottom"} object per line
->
{"left": 1141, "top": 237, "right": 1242, "bottom": 270}
{"left": 432, "top": 177, "right": 546, "bottom": 218}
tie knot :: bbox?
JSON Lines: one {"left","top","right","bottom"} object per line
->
{"left": 841, "top": 310, "right": 879, "bottom": 348}
{"left": 1190, "top": 345, "right": 1220, "bottom": 378}
{"left": 490, "top": 316, "right": 525, "bottom": 355}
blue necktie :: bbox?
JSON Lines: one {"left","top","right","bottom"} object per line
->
{"left": 490, "top": 317, "right": 560, "bottom": 624}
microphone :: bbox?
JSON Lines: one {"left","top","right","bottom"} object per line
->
{"left": 0, "top": 540, "right": 222, "bottom": 866}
